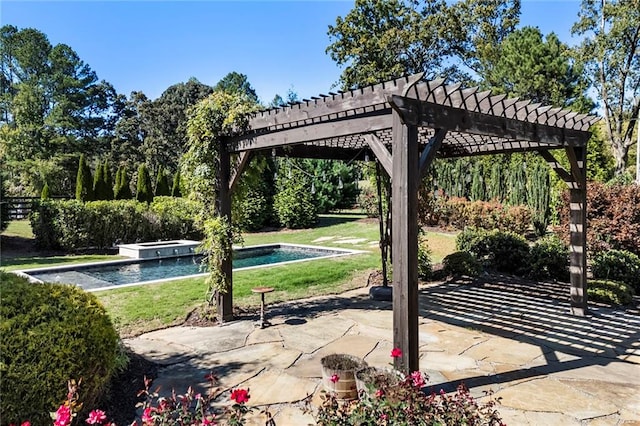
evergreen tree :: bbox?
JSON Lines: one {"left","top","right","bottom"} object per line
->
{"left": 527, "top": 160, "right": 551, "bottom": 236}
{"left": 452, "top": 159, "right": 468, "bottom": 198}
{"left": 154, "top": 166, "right": 171, "bottom": 197}
{"left": 488, "top": 161, "right": 505, "bottom": 202}
{"left": 40, "top": 182, "right": 50, "bottom": 199}
{"left": 136, "top": 163, "right": 153, "bottom": 203}
{"left": 103, "top": 161, "right": 114, "bottom": 200}
{"left": 470, "top": 162, "right": 484, "bottom": 201}
{"left": 75, "top": 154, "right": 93, "bottom": 201}
{"left": 114, "top": 165, "right": 133, "bottom": 200}
{"left": 113, "top": 166, "right": 122, "bottom": 199}
{"left": 93, "top": 161, "right": 106, "bottom": 200}
{"left": 507, "top": 155, "right": 527, "bottom": 206}
{"left": 171, "top": 169, "right": 182, "bottom": 197}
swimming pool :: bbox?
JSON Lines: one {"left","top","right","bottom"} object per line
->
{"left": 20, "top": 244, "right": 364, "bottom": 291}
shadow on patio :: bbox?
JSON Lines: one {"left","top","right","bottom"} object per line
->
{"left": 418, "top": 274, "right": 640, "bottom": 392}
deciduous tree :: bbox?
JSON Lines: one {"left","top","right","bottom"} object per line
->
{"left": 573, "top": 0, "right": 640, "bottom": 175}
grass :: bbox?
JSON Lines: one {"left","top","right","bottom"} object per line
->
{"left": 2, "top": 220, "right": 34, "bottom": 238}
{"left": 1, "top": 255, "right": 123, "bottom": 271}
{"left": 3, "top": 215, "right": 457, "bottom": 336}
{"left": 1, "top": 220, "right": 121, "bottom": 271}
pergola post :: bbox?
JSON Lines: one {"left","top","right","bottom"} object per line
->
{"left": 391, "top": 108, "right": 420, "bottom": 373}
{"left": 217, "top": 143, "right": 234, "bottom": 323}
{"left": 539, "top": 147, "right": 589, "bottom": 316}
{"left": 567, "top": 146, "right": 588, "bottom": 316}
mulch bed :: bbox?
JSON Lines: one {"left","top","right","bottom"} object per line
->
{"left": 98, "top": 351, "right": 158, "bottom": 424}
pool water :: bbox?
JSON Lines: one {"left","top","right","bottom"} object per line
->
{"left": 27, "top": 245, "right": 354, "bottom": 290}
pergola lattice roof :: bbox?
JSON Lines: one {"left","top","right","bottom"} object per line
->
{"left": 226, "top": 73, "right": 598, "bottom": 162}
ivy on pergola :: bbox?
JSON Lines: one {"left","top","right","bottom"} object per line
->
{"left": 216, "top": 73, "right": 598, "bottom": 372}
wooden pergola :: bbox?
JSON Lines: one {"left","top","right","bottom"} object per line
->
{"left": 217, "top": 73, "right": 599, "bottom": 372}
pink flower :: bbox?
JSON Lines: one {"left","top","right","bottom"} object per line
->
{"left": 141, "top": 407, "right": 155, "bottom": 424}
{"left": 86, "top": 410, "right": 107, "bottom": 425}
{"left": 411, "top": 371, "right": 425, "bottom": 388}
{"left": 230, "top": 388, "right": 250, "bottom": 404}
{"left": 390, "top": 348, "right": 403, "bottom": 358}
{"left": 201, "top": 416, "right": 216, "bottom": 426}
{"left": 54, "top": 405, "right": 72, "bottom": 426}
{"left": 21, "top": 422, "right": 31, "bottom": 426}
{"left": 330, "top": 374, "right": 340, "bottom": 383}
{"left": 375, "top": 389, "right": 385, "bottom": 398}
{"left": 380, "top": 413, "right": 388, "bottom": 421}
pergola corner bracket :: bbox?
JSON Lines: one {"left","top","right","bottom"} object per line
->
{"left": 419, "top": 129, "right": 447, "bottom": 178}
{"left": 363, "top": 133, "right": 393, "bottom": 178}
{"left": 229, "top": 150, "right": 253, "bottom": 193}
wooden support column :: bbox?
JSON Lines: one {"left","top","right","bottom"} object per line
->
{"left": 567, "top": 146, "right": 588, "bottom": 316}
{"left": 391, "top": 108, "right": 420, "bottom": 373}
{"left": 217, "top": 143, "right": 234, "bottom": 323}
{"left": 539, "top": 148, "right": 588, "bottom": 316}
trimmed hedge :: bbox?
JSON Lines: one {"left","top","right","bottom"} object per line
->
{"left": 456, "top": 228, "right": 530, "bottom": 274}
{"left": 592, "top": 249, "right": 640, "bottom": 292}
{"left": 0, "top": 272, "right": 119, "bottom": 424}
{"left": 442, "top": 251, "right": 482, "bottom": 277}
{"left": 528, "top": 235, "right": 569, "bottom": 282}
{"left": 421, "top": 197, "right": 532, "bottom": 235}
{"left": 588, "top": 279, "right": 635, "bottom": 305}
{"left": 30, "top": 197, "right": 202, "bottom": 250}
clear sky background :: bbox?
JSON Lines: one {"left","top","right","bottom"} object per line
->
{"left": 1, "top": 1, "right": 584, "bottom": 104}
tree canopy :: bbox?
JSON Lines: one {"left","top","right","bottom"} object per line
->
{"left": 573, "top": 0, "right": 640, "bottom": 175}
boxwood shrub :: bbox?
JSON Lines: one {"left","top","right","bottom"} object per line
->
{"left": 591, "top": 249, "right": 640, "bottom": 292}
{"left": 528, "top": 235, "right": 569, "bottom": 282}
{"left": 588, "top": 279, "right": 635, "bottom": 305}
{"left": 456, "top": 228, "right": 530, "bottom": 275}
{"left": 442, "top": 251, "right": 482, "bottom": 277}
{"left": 0, "top": 272, "right": 119, "bottom": 424}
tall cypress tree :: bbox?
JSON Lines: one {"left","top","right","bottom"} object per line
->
{"left": 93, "top": 162, "right": 106, "bottom": 200}
{"left": 115, "top": 165, "right": 133, "bottom": 200}
{"left": 155, "top": 166, "right": 171, "bottom": 196}
{"left": 470, "top": 162, "right": 484, "bottom": 201}
{"left": 75, "top": 154, "right": 94, "bottom": 201}
{"left": 136, "top": 164, "right": 153, "bottom": 203}
{"left": 527, "top": 160, "right": 551, "bottom": 236}
{"left": 488, "top": 161, "right": 504, "bottom": 202}
{"left": 171, "top": 169, "right": 182, "bottom": 197}
{"left": 103, "top": 161, "right": 114, "bottom": 200}
{"left": 113, "top": 166, "right": 122, "bottom": 199}
{"left": 507, "top": 154, "right": 527, "bottom": 206}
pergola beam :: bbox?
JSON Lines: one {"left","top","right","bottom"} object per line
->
{"left": 228, "top": 112, "right": 392, "bottom": 152}
{"left": 390, "top": 95, "right": 590, "bottom": 147}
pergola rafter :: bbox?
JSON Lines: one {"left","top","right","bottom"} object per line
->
{"left": 219, "top": 74, "right": 598, "bottom": 373}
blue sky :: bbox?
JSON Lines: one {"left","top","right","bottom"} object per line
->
{"left": 1, "top": 1, "right": 584, "bottom": 104}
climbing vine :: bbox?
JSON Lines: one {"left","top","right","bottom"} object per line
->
{"left": 182, "top": 91, "right": 257, "bottom": 298}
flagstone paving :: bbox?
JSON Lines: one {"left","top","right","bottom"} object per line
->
{"left": 125, "top": 279, "right": 640, "bottom": 425}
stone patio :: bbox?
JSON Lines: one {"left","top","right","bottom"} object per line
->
{"left": 125, "top": 278, "right": 640, "bottom": 425}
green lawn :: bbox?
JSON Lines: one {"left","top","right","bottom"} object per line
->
{"left": 1, "top": 220, "right": 120, "bottom": 271}
{"left": 2, "top": 220, "right": 34, "bottom": 238}
{"left": 2, "top": 215, "right": 457, "bottom": 336}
